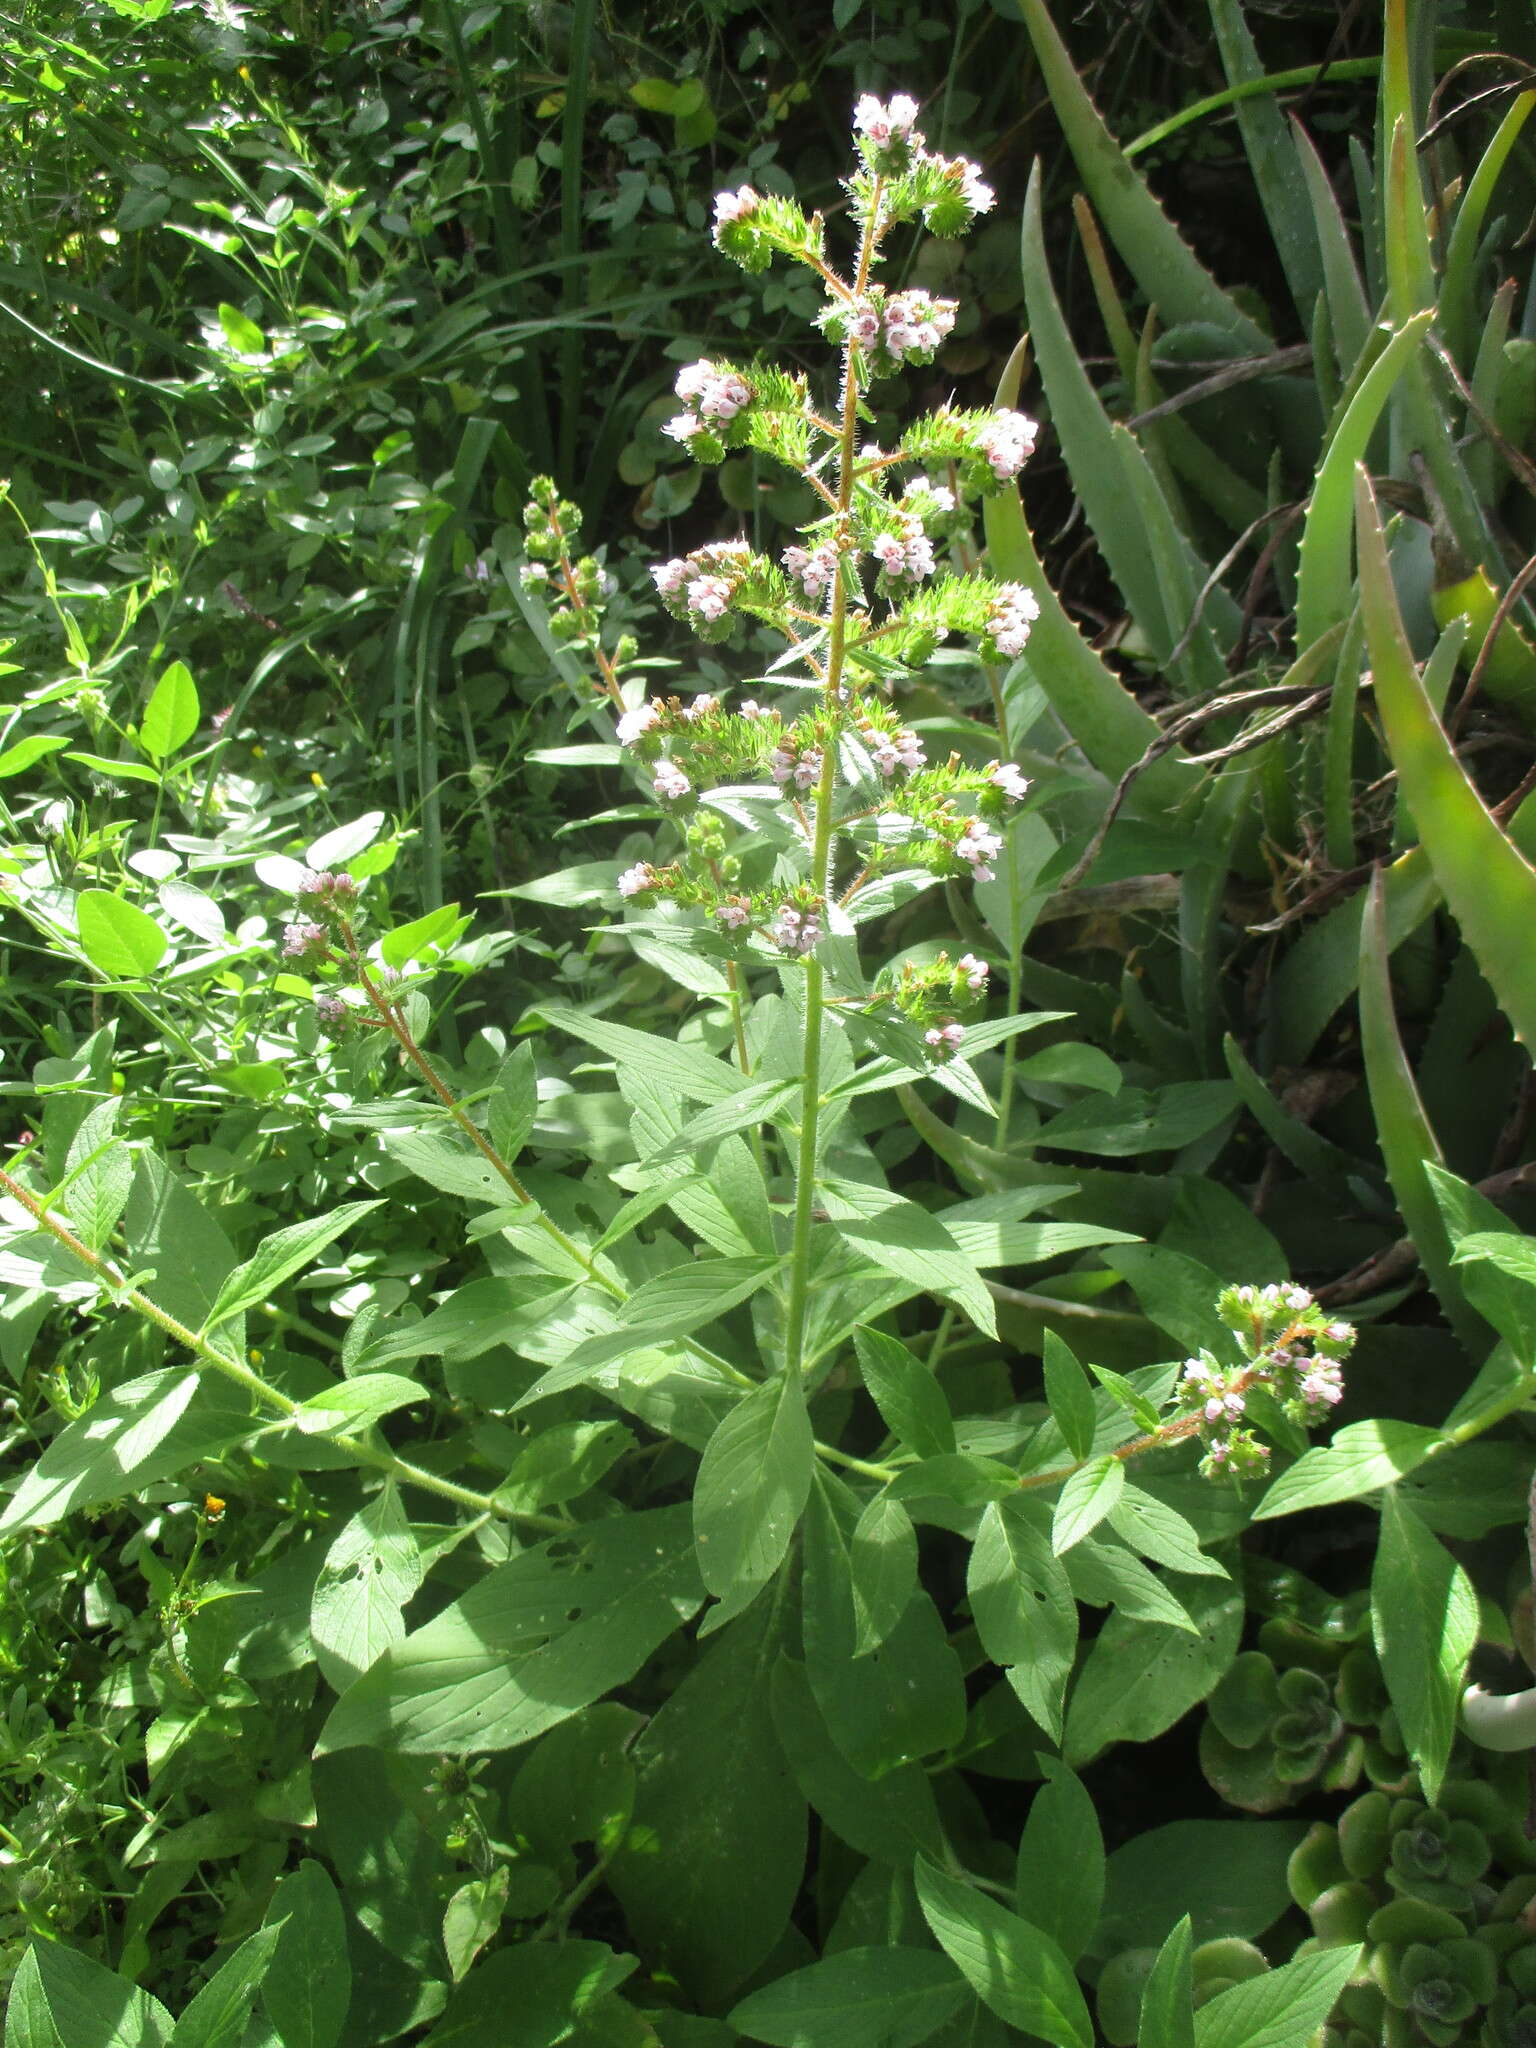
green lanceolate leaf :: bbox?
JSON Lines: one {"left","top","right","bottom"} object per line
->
{"left": 849, "top": 1493, "right": 918, "bottom": 1655}
{"left": 730, "top": 1947, "right": 966, "bottom": 2048}
{"left": 821, "top": 1179, "right": 994, "bottom": 1336}
{"left": 317, "top": 1505, "right": 704, "bottom": 1754}
{"left": 202, "top": 1200, "right": 383, "bottom": 1335}
{"left": 967, "top": 1497, "right": 1077, "bottom": 1742}
{"left": 168, "top": 1925, "right": 282, "bottom": 2048}
{"left": 1193, "top": 1944, "right": 1361, "bottom": 2048}
{"left": 1014, "top": 1759, "right": 1104, "bottom": 1966}
{"left": 693, "top": 1369, "right": 814, "bottom": 1604}
{"left": 1138, "top": 1918, "right": 1196, "bottom": 2048}
{"left": 486, "top": 1041, "right": 538, "bottom": 1164}
{"left": 139, "top": 659, "right": 200, "bottom": 763}
{"left": 4, "top": 1951, "right": 57, "bottom": 2048}
{"left": 1051, "top": 1455, "right": 1124, "bottom": 1553}
{"left": 28, "top": 1944, "right": 172, "bottom": 2048}
{"left": 915, "top": 1857, "right": 1093, "bottom": 2048}
{"left": 1041, "top": 1330, "right": 1097, "bottom": 1462}
{"left": 1253, "top": 1417, "right": 1443, "bottom": 1519}
{"left": 260, "top": 1862, "right": 351, "bottom": 2048}
{"left": 853, "top": 1326, "right": 955, "bottom": 1459}
{"left": 768, "top": 1654, "right": 944, "bottom": 1866}
{"left": 309, "top": 1484, "right": 423, "bottom": 1691}
{"left": 538, "top": 1003, "right": 739, "bottom": 1103}
{"left": 1065, "top": 1579, "right": 1243, "bottom": 1766}
{"left": 1357, "top": 469, "right": 1536, "bottom": 1051}
{"left": 1372, "top": 1488, "right": 1478, "bottom": 1804}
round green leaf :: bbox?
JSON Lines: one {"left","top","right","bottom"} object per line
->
{"left": 76, "top": 890, "right": 169, "bottom": 979}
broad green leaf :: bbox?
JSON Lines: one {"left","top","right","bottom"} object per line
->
{"left": 317, "top": 1507, "right": 704, "bottom": 1754}
{"left": 379, "top": 1129, "right": 515, "bottom": 1210}
{"left": 217, "top": 301, "right": 266, "bottom": 354}
{"left": 292, "top": 1371, "right": 427, "bottom": 1436}
{"left": 915, "top": 1857, "right": 1093, "bottom": 2048}
{"left": 0, "top": 732, "right": 70, "bottom": 778}
{"left": 968, "top": 1497, "right": 1076, "bottom": 1742}
{"left": 1358, "top": 469, "right": 1536, "bottom": 1051}
{"left": 1051, "top": 1455, "right": 1124, "bottom": 1553}
{"left": 441, "top": 1870, "right": 510, "bottom": 1986}
{"left": 1064, "top": 1535, "right": 1196, "bottom": 1632}
{"left": 1094, "top": 1821, "right": 1307, "bottom": 1958}
{"left": 0, "top": 1371, "right": 254, "bottom": 1533}
{"left": 306, "top": 811, "right": 384, "bottom": 868}
{"left": 1372, "top": 1489, "right": 1478, "bottom": 1803}
{"left": 1193, "top": 1944, "right": 1361, "bottom": 2048}
{"left": 853, "top": 1326, "right": 956, "bottom": 1459}
{"left": 693, "top": 1370, "right": 813, "bottom": 1602}
{"left": 803, "top": 1478, "right": 966, "bottom": 1778}
{"left": 769, "top": 1654, "right": 944, "bottom": 1866}
{"left": 849, "top": 1494, "right": 918, "bottom": 1655}
{"left": 1137, "top": 1918, "right": 1196, "bottom": 2048}
{"left": 1014, "top": 1760, "right": 1103, "bottom": 1965}
{"left": 378, "top": 902, "right": 465, "bottom": 969}
{"left": 1453, "top": 1230, "right": 1536, "bottom": 1291}
{"left": 1253, "top": 1418, "right": 1442, "bottom": 1519}
{"left": 649, "top": 1078, "right": 800, "bottom": 1165}
{"left": 203, "top": 1200, "right": 382, "bottom": 1334}
{"left": 60, "top": 1099, "right": 133, "bottom": 1252}
{"left": 822, "top": 1180, "right": 994, "bottom": 1336}
{"left": 158, "top": 880, "right": 226, "bottom": 945}
{"left": 77, "top": 890, "right": 168, "bottom": 979}
{"left": 487, "top": 1042, "right": 537, "bottom": 1164}
{"left": 260, "top": 1862, "right": 350, "bottom": 2048}
{"left": 1109, "top": 1487, "right": 1227, "bottom": 1577}
{"left": 169, "top": 1925, "right": 282, "bottom": 2048}
{"left": 608, "top": 1595, "right": 806, "bottom": 2006}
{"left": 1036, "top": 1083, "right": 1237, "bottom": 1158}
{"left": 30, "top": 1944, "right": 171, "bottom": 2048}
{"left": 1041, "top": 1331, "right": 1096, "bottom": 1462}
{"left": 730, "top": 1947, "right": 965, "bottom": 2048}
{"left": 140, "top": 660, "right": 200, "bottom": 763}
{"left": 538, "top": 1004, "right": 738, "bottom": 1104}
{"left": 310, "top": 1485, "right": 423, "bottom": 1691}
{"left": 420, "top": 1943, "right": 633, "bottom": 2048}
{"left": 1065, "top": 1579, "right": 1243, "bottom": 1765}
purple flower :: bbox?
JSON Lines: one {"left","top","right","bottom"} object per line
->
{"left": 770, "top": 904, "right": 821, "bottom": 955}
{"left": 854, "top": 93, "right": 922, "bottom": 150}
{"left": 715, "top": 899, "right": 750, "bottom": 929}
{"left": 782, "top": 543, "right": 840, "bottom": 601}
{"left": 685, "top": 575, "right": 733, "bottom": 622}
{"left": 282, "top": 920, "right": 328, "bottom": 960}
{"left": 651, "top": 559, "right": 689, "bottom": 599}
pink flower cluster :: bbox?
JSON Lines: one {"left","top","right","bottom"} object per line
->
{"left": 715, "top": 898, "right": 751, "bottom": 930}
{"left": 869, "top": 726, "right": 926, "bottom": 777}
{"left": 652, "top": 761, "right": 691, "bottom": 801}
{"left": 616, "top": 700, "right": 662, "bottom": 746}
{"left": 986, "top": 584, "right": 1041, "bottom": 659}
{"left": 783, "top": 543, "right": 840, "bottom": 601}
{"left": 984, "top": 759, "right": 1029, "bottom": 803}
{"left": 925, "top": 1021, "right": 965, "bottom": 1057}
{"left": 1181, "top": 1283, "right": 1356, "bottom": 1479}
{"left": 665, "top": 361, "right": 753, "bottom": 446}
{"left": 957, "top": 952, "right": 988, "bottom": 992}
{"left": 854, "top": 93, "right": 921, "bottom": 150}
{"left": 771, "top": 742, "right": 823, "bottom": 792}
{"left": 848, "top": 290, "right": 957, "bottom": 365}
{"left": 617, "top": 862, "right": 655, "bottom": 898}
{"left": 977, "top": 409, "right": 1039, "bottom": 480}
{"left": 872, "top": 514, "right": 935, "bottom": 583}
{"left": 770, "top": 903, "right": 822, "bottom": 955}
{"left": 651, "top": 544, "right": 750, "bottom": 623}
{"left": 954, "top": 818, "right": 1003, "bottom": 884}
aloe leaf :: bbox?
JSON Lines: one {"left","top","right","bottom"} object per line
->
{"left": 1133, "top": 316, "right": 1266, "bottom": 534}
{"left": 1441, "top": 89, "right": 1536, "bottom": 371}
{"left": 1294, "top": 310, "right": 1432, "bottom": 653}
{"left": 1465, "top": 277, "right": 1516, "bottom": 505}
{"left": 1263, "top": 847, "right": 1441, "bottom": 1068}
{"left": 1290, "top": 120, "right": 1372, "bottom": 381}
{"left": 1322, "top": 606, "right": 1366, "bottom": 871}
{"left": 1180, "top": 763, "right": 1254, "bottom": 1070}
{"left": 1358, "top": 872, "right": 1481, "bottom": 1346}
{"left": 1222, "top": 1034, "right": 1366, "bottom": 1192}
{"left": 1206, "top": 0, "right": 1323, "bottom": 321}
{"left": 1356, "top": 467, "right": 1536, "bottom": 1053}
{"left": 1010, "top": 0, "right": 1271, "bottom": 352}
{"left": 983, "top": 355, "right": 1195, "bottom": 810}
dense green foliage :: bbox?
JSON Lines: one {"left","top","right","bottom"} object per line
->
{"left": 5, "top": 4, "right": 1536, "bottom": 2047}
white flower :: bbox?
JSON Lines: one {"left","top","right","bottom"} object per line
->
{"left": 977, "top": 409, "right": 1039, "bottom": 480}
{"left": 651, "top": 559, "right": 689, "bottom": 598}
{"left": 520, "top": 562, "right": 550, "bottom": 588}
{"left": 675, "top": 362, "right": 752, "bottom": 423}
{"left": 770, "top": 904, "right": 821, "bottom": 955}
{"left": 869, "top": 726, "right": 925, "bottom": 777}
{"left": 854, "top": 93, "right": 921, "bottom": 150}
{"left": 652, "top": 760, "right": 691, "bottom": 801}
{"left": 881, "top": 290, "right": 956, "bottom": 363}
{"left": 713, "top": 185, "right": 760, "bottom": 226}
{"left": 682, "top": 694, "right": 719, "bottom": 722}
{"left": 663, "top": 410, "right": 703, "bottom": 445}
{"left": 715, "top": 900, "right": 750, "bottom": 929}
{"left": 739, "top": 698, "right": 772, "bottom": 721}
{"left": 617, "top": 863, "right": 654, "bottom": 898}
{"left": 847, "top": 304, "right": 882, "bottom": 349}
{"left": 984, "top": 759, "right": 1029, "bottom": 803}
{"left": 986, "top": 583, "right": 1041, "bottom": 659}
{"left": 957, "top": 952, "right": 988, "bottom": 991}
{"left": 686, "top": 575, "right": 733, "bottom": 622}
{"left": 958, "top": 160, "right": 996, "bottom": 214}
{"left": 616, "top": 701, "right": 662, "bottom": 745}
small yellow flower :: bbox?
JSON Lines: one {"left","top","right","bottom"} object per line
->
{"left": 310, "top": 771, "right": 326, "bottom": 789}
{"left": 203, "top": 1494, "right": 226, "bottom": 1521}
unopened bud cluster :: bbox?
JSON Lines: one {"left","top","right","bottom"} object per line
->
{"left": 1177, "top": 1284, "right": 1355, "bottom": 1480}
{"left": 521, "top": 479, "right": 631, "bottom": 674}
{"left": 276, "top": 869, "right": 374, "bottom": 1043}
